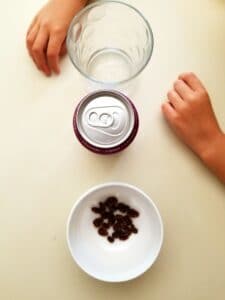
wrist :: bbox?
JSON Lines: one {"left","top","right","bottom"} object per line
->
{"left": 199, "top": 131, "right": 225, "bottom": 165}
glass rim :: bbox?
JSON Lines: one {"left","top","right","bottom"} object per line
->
{"left": 66, "top": 0, "right": 154, "bottom": 86}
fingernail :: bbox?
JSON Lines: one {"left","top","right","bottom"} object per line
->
{"left": 44, "top": 70, "right": 51, "bottom": 76}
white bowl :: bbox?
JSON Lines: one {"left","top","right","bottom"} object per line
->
{"left": 67, "top": 182, "right": 163, "bottom": 282}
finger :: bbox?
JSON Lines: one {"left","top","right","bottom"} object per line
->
{"left": 167, "top": 90, "right": 185, "bottom": 110}
{"left": 178, "top": 72, "right": 205, "bottom": 91}
{"left": 32, "top": 28, "right": 51, "bottom": 75}
{"left": 27, "top": 16, "right": 38, "bottom": 37}
{"left": 27, "top": 26, "right": 41, "bottom": 69}
{"left": 59, "top": 40, "right": 67, "bottom": 57}
{"left": 47, "top": 31, "right": 65, "bottom": 74}
{"left": 26, "top": 24, "right": 39, "bottom": 54}
{"left": 174, "top": 79, "right": 193, "bottom": 100}
{"left": 162, "top": 102, "right": 177, "bottom": 123}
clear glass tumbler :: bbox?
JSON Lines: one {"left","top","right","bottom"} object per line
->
{"left": 67, "top": 1, "right": 154, "bottom": 93}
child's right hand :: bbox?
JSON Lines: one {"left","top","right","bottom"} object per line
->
{"left": 162, "top": 73, "right": 223, "bottom": 160}
{"left": 26, "top": 0, "right": 87, "bottom": 76}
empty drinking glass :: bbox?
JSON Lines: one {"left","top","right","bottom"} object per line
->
{"left": 67, "top": 1, "right": 154, "bottom": 93}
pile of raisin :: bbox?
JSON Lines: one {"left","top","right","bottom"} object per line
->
{"left": 91, "top": 196, "right": 139, "bottom": 243}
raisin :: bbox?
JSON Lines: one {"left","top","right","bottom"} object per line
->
{"left": 115, "top": 214, "right": 123, "bottom": 221}
{"left": 118, "top": 203, "right": 130, "bottom": 213}
{"left": 120, "top": 219, "right": 128, "bottom": 227}
{"left": 105, "top": 196, "right": 118, "bottom": 208}
{"left": 119, "top": 234, "right": 129, "bottom": 241}
{"left": 92, "top": 207, "right": 101, "bottom": 214}
{"left": 132, "top": 227, "right": 138, "bottom": 234}
{"left": 128, "top": 209, "right": 139, "bottom": 218}
{"left": 102, "top": 222, "right": 110, "bottom": 229}
{"left": 93, "top": 218, "right": 103, "bottom": 227}
{"left": 128, "top": 225, "right": 134, "bottom": 232}
{"left": 112, "top": 231, "right": 119, "bottom": 238}
{"left": 103, "top": 213, "right": 112, "bottom": 222}
{"left": 107, "top": 214, "right": 115, "bottom": 225}
{"left": 113, "top": 223, "right": 120, "bottom": 231}
{"left": 124, "top": 215, "right": 132, "bottom": 224}
{"left": 98, "top": 227, "right": 108, "bottom": 236}
{"left": 99, "top": 202, "right": 105, "bottom": 209}
{"left": 107, "top": 236, "right": 114, "bottom": 243}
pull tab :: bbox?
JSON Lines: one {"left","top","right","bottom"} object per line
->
{"left": 87, "top": 111, "right": 114, "bottom": 128}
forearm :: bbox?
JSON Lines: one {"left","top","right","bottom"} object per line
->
{"left": 74, "top": 0, "right": 88, "bottom": 9}
{"left": 77, "top": 0, "right": 88, "bottom": 6}
{"left": 200, "top": 132, "right": 225, "bottom": 183}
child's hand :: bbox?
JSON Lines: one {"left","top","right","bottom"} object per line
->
{"left": 162, "top": 73, "right": 223, "bottom": 159}
{"left": 26, "top": 0, "right": 87, "bottom": 76}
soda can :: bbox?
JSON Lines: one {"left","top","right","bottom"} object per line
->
{"left": 73, "top": 90, "right": 139, "bottom": 154}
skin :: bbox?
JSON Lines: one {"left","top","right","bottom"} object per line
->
{"left": 162, "top": 72, "right": 225, "bottom": 183}
{"left": 26, "top": 0, "right": 88, "bottom": 76}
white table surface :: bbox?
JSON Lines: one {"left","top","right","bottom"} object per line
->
{"left": 1, "top": 0, "right": 225, "bottom": 299}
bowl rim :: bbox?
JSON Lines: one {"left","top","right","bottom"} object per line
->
{"left": 66, "top": 182, "right": 164, "bottom": 282}
{"left": 66, "top": 0, "right": 154, "bottom": 86}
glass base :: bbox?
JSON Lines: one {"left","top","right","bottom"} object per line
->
{"left": 87, "top": 48, "right": 133, "bottom": 83}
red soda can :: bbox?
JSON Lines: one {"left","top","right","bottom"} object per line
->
{"left": 73, "top": 90, "right": 139, "bottom": 154}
